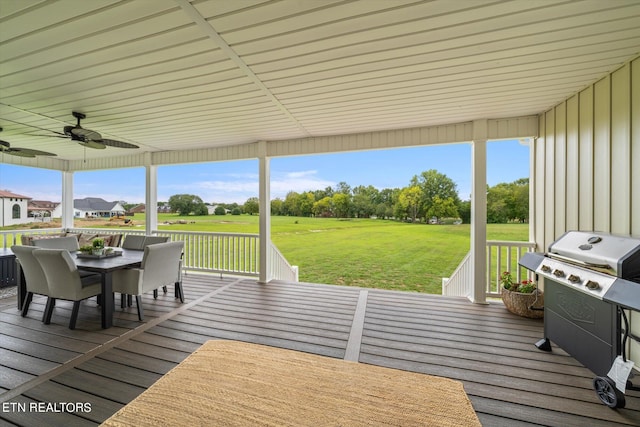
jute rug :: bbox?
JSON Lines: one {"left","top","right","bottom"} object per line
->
{"left": 101, "top": 340, "right": 481, "bottom": 426}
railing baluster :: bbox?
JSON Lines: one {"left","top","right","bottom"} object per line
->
{"left": 6, "top": 227, "right": 296, "bottom": 281}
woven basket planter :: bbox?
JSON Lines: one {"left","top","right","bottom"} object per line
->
{"left": 501, "top": 287, "right": 544, "bottom": 318}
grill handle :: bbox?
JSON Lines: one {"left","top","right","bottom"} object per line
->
{"left": 546, "top": 253, "right": 611, "bottom": 270}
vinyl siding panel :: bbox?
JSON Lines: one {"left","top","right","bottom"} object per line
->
{"left": 554, "top": 103, "right": 567, "bottom": 237}
{"left": 578, "top": 87, "right": 594, "bottom": 231}
{"left": 565, "top": 95, "right": 579, "bottom": 230}
{"left": 544, "top": 110, "right": 556, "bottom": 246}
{"left": 610, "top": 65, "right": 631, "bottom": 235}
{"left": 593, "top": 76, "right": 611, "bottom": 232}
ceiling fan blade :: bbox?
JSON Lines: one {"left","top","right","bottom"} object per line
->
{"left": 70, "top": 127, "right": 101, "bottom": 141}
{"left": 0, "top": 139, "right": 56, "bottom": 157}
{"left": 99, "top": 138, "right": 139, "bottom": 149}
{"left": 75, "top": 140, "right": 106, "bottom": 149}
{"left": 11, "top": 147, "right": 58, "bottom": 157}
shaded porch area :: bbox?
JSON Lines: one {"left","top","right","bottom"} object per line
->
{"left": 1, "top": 274, "right": 639, "bottom": 426}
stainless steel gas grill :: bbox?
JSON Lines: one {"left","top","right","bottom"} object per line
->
{"left": 519, "top": 231, "right": 640, "bottom": 408}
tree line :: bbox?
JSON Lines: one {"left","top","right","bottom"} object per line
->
{"left": 161, "top": 170, "right": 529, "bottom": 224}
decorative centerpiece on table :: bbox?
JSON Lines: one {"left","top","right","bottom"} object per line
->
{"left": 500, "top": 271, "right": 544, "bottom": 318}
{"left": 91, "top": 238, "right": 105, "bottom": 256}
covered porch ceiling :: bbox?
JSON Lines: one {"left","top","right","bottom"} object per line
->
{"left": 1, "top": 0, "right": 639, "bottom": 169}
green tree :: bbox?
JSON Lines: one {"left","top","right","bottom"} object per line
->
{"left": 352, "top": 185, "right": 378, "bottom": 218}
{"left": 283, "top": 191, "right": 301, "bottom": 216}
{"left": 271, "top": 198, "right": 284, "bottom": 216}
{"left": 426, "top": 195, "right": 459, "bottom": 220}
{"left": 511, "top": 178, "right": 529, "bottom": 222}
{"left": 487, "top": 184, "right": 511, "bottom": 223}
{"left": 312, "top": 196, "right": 333, "bottom": 217}
{"left": 397, "top": 186, "right": 423, "bottom": 222}
{"left": 332, "top": 193, "right": 351, "bottom": 218}
{"left": 412, "top": 170, "right": 460, "bottom": 222}
{"left": 214, "top": 206, "right": 226, "bottom": 215}
{"left": 168, "top": 194, "right": 207, "bottom": 216}
{"left": 335, "top": 181, "right": 351, "bottom": 195}
{"left": 299, "top": 192, "right": 315, "bottom": 217}
{"left": 244, "top": 197, "right": 259, "bottom": 215}
{"left": 458, "top": 200, "right": 471, "bottom": 224}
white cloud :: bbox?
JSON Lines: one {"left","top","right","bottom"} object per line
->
{"left": 156, "top": 170, "right": 335, "bottom": 204}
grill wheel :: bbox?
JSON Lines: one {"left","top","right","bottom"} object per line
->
{"left": 593, "top": 376, "right": 626, "bottom": 409}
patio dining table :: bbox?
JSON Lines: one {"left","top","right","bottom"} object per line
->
{"left": 16, "top": 247, "right": 144, "bottom": 329}
{"left": 72, "top": 248, "right": 144, "bottom": 328}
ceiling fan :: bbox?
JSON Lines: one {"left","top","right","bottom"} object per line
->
{"left": 0, "top": 127, "right": 57, "bottom": 157}
{"left": 49, "top": 111, "right": 139, "bottom": 149}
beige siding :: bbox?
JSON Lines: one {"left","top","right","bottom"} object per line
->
{"left": 533, "top": 57, "right": 640, "bottom": 366}
{"left": 565, "top": 95, "right": 579, "bottom": 230}
{"left": 554, "top": 103, "right": 567, "bottom": 238}
{"left": 534, "top": 114, "right": 546, "bottom": 251}
{"left": 578, "top": 86, "right": 594, "bottom": 230}
{"left": 611, "top": 65, "right": 632, "bottom": 235}
{"left": 544, "top": 110, "right": 556, "bottom": 246}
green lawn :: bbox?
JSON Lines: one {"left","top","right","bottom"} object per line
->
{"left": 4, "top": 214, "right": 528, "bottom": 293}
{"left": 142, "top": 214, "right": 528, "bottom": 293}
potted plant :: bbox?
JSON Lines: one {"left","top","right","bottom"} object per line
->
{"left": 92, "top": 238, "right": 105, "bottom": 256}
{"left": 500, "top": 271, "right": 544, "bottom": 318}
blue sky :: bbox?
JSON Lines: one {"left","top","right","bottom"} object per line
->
{"left": 0, "top": 139, "right": 529, "bottom": 205}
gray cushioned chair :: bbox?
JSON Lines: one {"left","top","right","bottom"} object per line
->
{"left": 33, "top": 248, "right": 102, "bottom": 329}
{"left": 121, "top": 234, "right": 146, "bottom": 250}
{"left": 142, "top": 235, "right": 170, "bottom": 247}
{"left": 11, "top": 245, "right": 50, "bottom": 320}
{"left": 112, "top": 241, "right": 184, "bottom": 321}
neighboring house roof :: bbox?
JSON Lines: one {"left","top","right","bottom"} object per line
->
{"left": 29, "top": 200, "right": 59, "bottom": 210}
{"left": 74, "top": 197, "right": 122, "bottom": 211}
{"left": 0, "top": 190, "right": 31, "bottom": 199}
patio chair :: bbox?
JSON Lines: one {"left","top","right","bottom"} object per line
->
{"left": 143, "top": 236, "right": 172, "bottom": 296}
{"left": 112, "top": 241, "right": 184, "bottom": 321}
{"left": 121, "top": 234, "right": 146, "bottom": 250}
{"left": 32, "top": 236, "right": 80, "bottom": 251}
{"left": 32, "top": 248, "right": 102, "bottom": 330}
{"left": 143, "top": 235, "right": 170, "bottom": 247}
{"left": 11, "top": 245, "right": 50, "bottom": 320}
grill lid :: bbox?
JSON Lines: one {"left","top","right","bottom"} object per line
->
{"left": 548, "top": 231, "right": 640, "bottom": 279}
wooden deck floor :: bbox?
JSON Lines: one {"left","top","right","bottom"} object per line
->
{"left": 1, "top": 274, "right": 639, "bottom": 426}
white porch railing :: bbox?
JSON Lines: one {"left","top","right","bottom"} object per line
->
{"left": 1, "top": 228, "right": 298, "bottom": 282}
{"left": 442, "top": 240, "right": 537, "bottom": 299}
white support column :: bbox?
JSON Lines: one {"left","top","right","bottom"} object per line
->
{"left": 470, "top": 120, "right": 488, "bottom": 304}
{"left": 258, "top": 141, "right": 272, "bottom": 283}
{"left": 145, "top": 162, "right": 158, "bottom": 234}
{"left": 528, "top": 138, "right": 537, "bottom": 245}
{"left": 61, "top": 171, "right": 74, "bottom": 230}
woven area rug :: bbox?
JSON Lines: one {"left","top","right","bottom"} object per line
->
{"left": 101, "top": 340, "right": 481, "bottom": 427}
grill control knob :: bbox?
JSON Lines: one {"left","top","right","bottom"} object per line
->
{"left": 553, "top": 269, "right": 565, "bottom": 278}
{"left": 568, "top": 274, "right": 581, "bottom": 283}
{"left": 541, "top": 265, "right": 551, "bottom": 273}
{"left": 586, "top": 280, "right": 600, "bottom": 291}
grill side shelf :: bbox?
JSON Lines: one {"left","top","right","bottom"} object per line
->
{"left": 602, "top": 278, "right": 640, "bottom": 311}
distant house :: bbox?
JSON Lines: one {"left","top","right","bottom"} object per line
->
{"left": 0, "top": 190, "right": 31, "bottom": 227}
{"left": 51, "top": 197, "right": 126, "bottom": 219}
{"left": 128, "top": 204, "right": 146, "bottom": 214}
{"left": 207, "top": 205, "right": 230, "bottom": 215}
{"left": 28, "top": 200, "right": 59, "bottom": 218}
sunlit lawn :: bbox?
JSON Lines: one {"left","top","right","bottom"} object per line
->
{"left": 145, "top": 214, "right": 528, "bottom": 293}
{"left": 5, "top": 213, "right": 528, "bottom": 293}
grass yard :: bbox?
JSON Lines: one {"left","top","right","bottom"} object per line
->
{"left": 150, "top": 214, "right": 527, "bottom": 293}
{"left": 8, "top": 214, "right": 528, "bottom": 293}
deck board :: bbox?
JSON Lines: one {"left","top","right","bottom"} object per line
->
{"left": 1, "top": 275, "right": 639, "bottom": 426}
